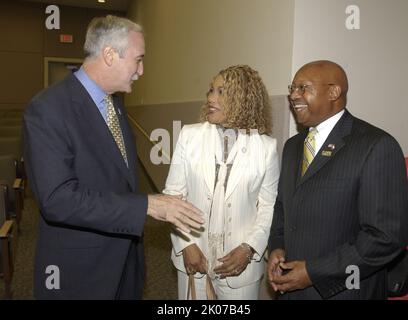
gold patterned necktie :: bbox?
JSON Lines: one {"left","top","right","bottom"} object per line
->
{"left": 104, "top": 95, "right": 128, "bottom": 167}
{"left": 301, "top": 128, "right": 317, "bottom": 177}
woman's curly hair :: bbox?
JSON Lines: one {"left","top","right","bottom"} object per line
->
{"left": 200, "top": 65, "right": 272, "bottom": 135}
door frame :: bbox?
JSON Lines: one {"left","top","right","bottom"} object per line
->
{"left": 44, "top": 57, "right": 83, "bottom": 88}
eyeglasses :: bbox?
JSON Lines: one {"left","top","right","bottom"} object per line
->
{"left": 288, "top": 83, "right": 335, "bottom": 95}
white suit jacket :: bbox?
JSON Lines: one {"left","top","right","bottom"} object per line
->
{"left": 164, "top": 122, "right": 279, "bottom": 288}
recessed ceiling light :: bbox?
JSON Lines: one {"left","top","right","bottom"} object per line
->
{"left": 98, "top": 0, "right": 106, "bottom": 3}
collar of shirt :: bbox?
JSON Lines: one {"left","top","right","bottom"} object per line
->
{"left": 216, "top": 125, "right": 238, "bottom": 161}
{"left": 312, "top": 109, "right": 345, "bottom": 153}
{"left": 74, "top": 66, "right": 108, "bottom": 123}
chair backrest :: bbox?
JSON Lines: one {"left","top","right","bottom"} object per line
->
{"left": 0, "top": 155, "right": 16, "bottom": 203}
{"left": 0, "top": 155, "right": 16, "bottom": 186}
{"left": 0, "top": 185, "right": 6, "bottom": 227}
{"left": 0, "top": 185, "right": 5, "bottom": 267}
{"left": 0, "top": 184, "right": 12, "bottom": 283}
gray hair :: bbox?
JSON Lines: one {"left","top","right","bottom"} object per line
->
{"left": 84, "top": 15, "right": 143, "bottom": 59}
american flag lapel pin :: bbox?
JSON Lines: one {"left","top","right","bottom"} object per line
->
{"left": 322, "top": 144, "right": 335, "bottom": 157}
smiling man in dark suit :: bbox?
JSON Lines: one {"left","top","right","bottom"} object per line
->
{"left": 267, "top": 60, "right": 408, "bottom": 299}
{"left": 23, "top": 15, "right": 203, "bottom": 300}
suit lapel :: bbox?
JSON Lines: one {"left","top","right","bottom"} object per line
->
{"left": 199, "top": 124, "right": 250, "bottom": 198}
{"left": 295, "top": 132, "right": 307, "bottom": 187}
{"left": 201, "top": 123, "right": 218, "bottom": 195}
{"left": 68, "top": 76, "right": 135, "bottom": 189}
{"left": 225, "top": 131, "right": 249, "bottom": 200}
{"left": 297, "top": 110, "right": 353, "bottom": 188}
{"left": 113, "top": 95, "right": 137, "bottom": 190}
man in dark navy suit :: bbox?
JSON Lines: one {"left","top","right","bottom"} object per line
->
{"left": 23, "top": 15, "right": 203, "bottom": 299}
{"left": 267, "top": 60, "right": 408, "bottom": 299}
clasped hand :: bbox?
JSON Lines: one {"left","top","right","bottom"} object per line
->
{"left": 183, "top": 244, "right": 251, "bottom": 278}
{"left": 267, "top": 249, "right": 312, "bottom": 294}
{"left": 213, "top": 245, "right": 252, "bottom": 278}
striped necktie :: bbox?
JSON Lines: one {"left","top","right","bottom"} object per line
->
{"left": 301, "top": 128, "right": 317, "bottom": 177}
{"left": 104, "top": 95, "right": 128, "bottom": 167}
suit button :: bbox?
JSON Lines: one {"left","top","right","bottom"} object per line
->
{"left": 290, "top": 226, "right": 296, "bottom": 232}
{"left": 228, "top": 217, "right": 232, "bottom": 223}
{"left": 227, "top": 203, "right": 231, "bottom": 208}
{"left": 228, "top": 232, "right": 231, "bottom": 236}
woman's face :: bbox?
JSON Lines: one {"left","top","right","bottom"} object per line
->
{"left": 206, "top": 75, "right": 227, "bottom": 125}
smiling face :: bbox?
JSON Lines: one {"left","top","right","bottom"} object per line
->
{"left": 111, "top": 31, "right": 145, "bottom": 93}
{"left": 206, "top": 74, "right": 227, "bottom": 125}
{"left": 290, "top": 62, "right": 346, "bottom": 128}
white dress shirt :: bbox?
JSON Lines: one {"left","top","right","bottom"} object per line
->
{"left": 312, "top": 109, "right": 345, "bottom": 153}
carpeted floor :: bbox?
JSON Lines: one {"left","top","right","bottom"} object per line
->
{"left": 0, "top": 193, "right": 178, "bottom": 300}
{"left": 143, "top": 216, "right": 178, "bottom": 300}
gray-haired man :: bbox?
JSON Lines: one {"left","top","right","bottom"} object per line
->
{"left": 24, "top": 15, "right": 203, "bottom": 300}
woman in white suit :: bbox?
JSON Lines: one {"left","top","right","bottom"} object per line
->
{"left": 164, "top": 65, "right": 280, "bottom": 300}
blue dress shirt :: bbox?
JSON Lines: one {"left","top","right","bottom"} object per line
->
{"left": 74, "top": 67, "right": 108, "bottom": 123}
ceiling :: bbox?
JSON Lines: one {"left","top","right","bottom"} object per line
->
{"left": 22, "top": 0, "right": 132, "bottom": 12}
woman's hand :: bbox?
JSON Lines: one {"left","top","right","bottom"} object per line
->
{"left": 213, "top": 244, "right": 253, "bottom": 278}
{"left": 182, "top": 244, "right": 207, "bottom": 275}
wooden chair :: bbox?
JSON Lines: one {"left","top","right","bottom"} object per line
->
{"left": 0, "top": 184, "right": 15, "bottom": 299}
{"left": 0, "top": 155, "right": 24, "bottom": 230}
{"left": 0, "top": 137, "right": 24, "bottom": 180}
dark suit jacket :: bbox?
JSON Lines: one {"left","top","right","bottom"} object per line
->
{"left": 268, "top": 110, "right": 408, "bottom": 299}
{"left": 23, "top": 74, "right": 148, "bottom": 299}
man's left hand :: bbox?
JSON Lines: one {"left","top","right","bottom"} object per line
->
{"left": 270, "top": 260, "right": 312, "bottom": 293}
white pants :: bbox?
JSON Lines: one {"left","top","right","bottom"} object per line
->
{"left": 177, "top": 270, "right": 260, "bottom": 300}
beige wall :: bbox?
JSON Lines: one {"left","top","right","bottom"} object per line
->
{"left": 126, "top": 0, "right": 295, "bottom": 105}
{"left": 127, "top": 96, "right": 290, "bottom": 190}
{"left": 0, "top": 1, "right": 121, "bottom": 111}
{"left": 127, "top": 0, "right": 408, "bottom": 155}
{"left": 290, "top": 0, "right": 408, "bottom": 154}
{"left": 0, "top": 1, "right": 44, "bottom": 110}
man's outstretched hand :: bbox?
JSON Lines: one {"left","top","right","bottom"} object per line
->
{"left": 147, "top": 194, "right": 204, "bottom": 233}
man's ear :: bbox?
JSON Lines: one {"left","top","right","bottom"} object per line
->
{"left": 102, "top": 46, "right": 115, "bottom": 67}
{"left": 328, "top": 85, "right": 341, "bottom": 101}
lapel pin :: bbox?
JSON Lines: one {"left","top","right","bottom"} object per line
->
{"left": 242, "top": 147, "right": 247, "bottom": 153}
{"left": 322, "top": 150, "right": 332, "bottom": 157}
{"left": 328, "top": 144, "right": 336, "bottom": 150}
